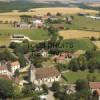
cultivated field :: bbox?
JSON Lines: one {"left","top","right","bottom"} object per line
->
{"left": 0, "top": 36, "right": 10, "bottom": 46}
{"left": 59, "top": 30, "right": 100, "bottom": 39}
{"left": 87, "top": 2, "right": 100, "bottom": 7}
{"left": 0, "top": 7, "right": 98, "bottom": 22}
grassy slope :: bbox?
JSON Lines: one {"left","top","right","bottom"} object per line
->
{"left": 0, "top": 29, "right": 48, "bottom": 40}
{"left": 62, "top": 71, "right": 100, "bottom": 83}
{"left": 0, "top": 24, "right": 48, "bottom": 40}
{"left": 63, "top": 38, "right": 95, "bottom": 52}
{"left": 65, "top": 15, "right": 100, "bottom": 32}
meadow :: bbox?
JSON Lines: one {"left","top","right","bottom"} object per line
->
{"left": 62, "top": 71, "right": 100, "bottom": 83}
{"left": 62, "top": 38, "right": 95, "bottom": 52}
{"left": 0, "top": 24, "right": 48, "bottom": 46}
{"left": 0, "top": 24, "right": 48, "bottom": 40}
{"left": 64, "top": 15, "right": 100, "bottom": 32}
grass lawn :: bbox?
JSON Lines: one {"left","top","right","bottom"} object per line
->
{"left": 65, "top": 15, "right": 100, "bottom": 32}
{"left": 62, "top": 71, "right": 100, "bottom": 83}
{"left": 18, "top": 97, "right": 33, "bottom": 100}
{"left": 63, "top": 38, "right": 95, "bottom": 52}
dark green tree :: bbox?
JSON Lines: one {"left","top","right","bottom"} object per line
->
{"left": 0, "top": 79, "right": 14, "bottom": 98}
{"left": 69, "top": 58, "right": 80, "bottom": 72}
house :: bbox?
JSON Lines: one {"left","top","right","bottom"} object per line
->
{"left": 89, "top": 82, "right": 100, "bottom": 100}
{"left": 89, "top": 82, "right": 100, "bottom": 92}
{"left": 33, "top": 20, "right": 43, "bottom": 28}
{"left": 52, "top": 52, "right": 73, "bottom": 64}
{"left": 10, "top": 35, "right": 32, "bottom": 43}
{"left": 29, "top": 65, "right": 61, "bottom": 87}
{"left": 8, "top": 61, "right": 20, "bottom": 74}
{"left": 0, "top": 66, "right": 10, "bottom": 76}
{"left": 65, "top": 84, "right": 76, "bottom": 95}
{"left": 39, "top": 50, "right": 48, "bottom": 57}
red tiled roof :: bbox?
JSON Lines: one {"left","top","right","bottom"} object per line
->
{"left": 36, "top": 67, "right": 60, "bottom": 79}
{"left": 89, "top": 82, "right": 100, "bottom": 89}
{"left": 10, "top": 61, "right": 20, "bottom": 67}
{"left": 0, "top": 66, "right": 7, "bottom": 70}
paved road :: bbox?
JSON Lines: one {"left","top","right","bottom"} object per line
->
{"left": 46, "top": 91, "right": 55, "bottom": 100}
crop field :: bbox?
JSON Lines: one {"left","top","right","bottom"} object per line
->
{"left": 0, "top": 7, "right": 98, "bottom": 22}
{"left": 59, "top": 30, "right": 100, "bottom": 39}
{"left": 93, "top": 41, "right": 100, "bottom": 49}
{"left": 0, "top": 36, "right": 10, "bottom": 46}
{"left": 87, "top": 2, "right": 100, "bottom": 7}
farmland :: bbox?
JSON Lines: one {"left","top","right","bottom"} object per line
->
{"left": 0, "top": 7, "right": 98, "bottom": 22}
{"left": 59, "top": 30, "right": 100, "bottom": 39}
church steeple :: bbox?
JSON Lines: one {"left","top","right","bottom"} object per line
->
{"left": 29, "top": 64, "right": 36, "bottom": 82}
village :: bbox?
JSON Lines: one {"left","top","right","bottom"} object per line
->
{"left": 0, "top": 6, "right": 100, "bottom": 100}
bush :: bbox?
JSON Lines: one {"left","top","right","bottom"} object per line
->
{"left": 90, "top": 36, "right": 96, "bottom": 41}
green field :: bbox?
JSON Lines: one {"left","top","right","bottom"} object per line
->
{"left": 62, "top": 71, "right": 100, "bottom": 83}
{"left": 0, "top": 24, "right": 48, "bottom": 45}
{"left": 0, "top": 29, "right": 48, "bottom": 41}
{"left": 65, "top": 15, "right": 100, "bottom": 32}
{"left": 62, "top": 38, "right": 95, "bottom": 52}
{"left": 0, "top": 24, "right": 49, "bottom": 46}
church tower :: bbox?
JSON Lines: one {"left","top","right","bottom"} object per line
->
{"left": 29, "top": 64, "right": 36, "bottom": 83}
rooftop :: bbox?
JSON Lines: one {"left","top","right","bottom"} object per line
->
{"left": 0, "top": 66, "right": 7, "bottom": 70}
{"left": 89, "top": 82, "right": 100, "bottom": 89}
{"left": 9, "top": 61, "right": 20, "bottom": 67}
{"left": 36, "top": 67, "right": 60, "bottom": 79}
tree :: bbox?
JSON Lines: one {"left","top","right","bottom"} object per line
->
{"left": 75, "top": 79, "right": 89, "bottom": 92}
{"left": 88, "top": 59, "right": 97, "bottom": 73}
{"left": 56, "top": 12, "right": 62, "bottom": 16}
{"left": 78, "top": 55, "right": 87, "bottom": 71}
{"left": 75, "top": 79, "right": 90, "bottom": 100}
{"left": 0, "top": 79, "right": 14, "bottom": 98}
{"left": 47, "top": 12, "right": 51, "bottom": 16}
{"left": 48, "top": 26, "right": 58, "bottom": 37}
{"left": 85, "top": 50, "right": 94, "bottom": 60}
{"left": 51, "top": 82, "right": 60, "bottom": 92}
{"left": 69, "top": 58, "right": 80, "bottom": 72}
{"left": 14, "top": 69, "right": 20, "bottom": 78}
{"left": 22, "top": 39, "right": 30, "bottom": 54}
{"left": 42, "top": 84, "right": 48, "bottom": 94}
{"left": 16, "top": 53, "right": 27, "bottom": 67}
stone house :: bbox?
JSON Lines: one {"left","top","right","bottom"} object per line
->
{"left": 29, "top": 66, "right": 61, "bottom": 87}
